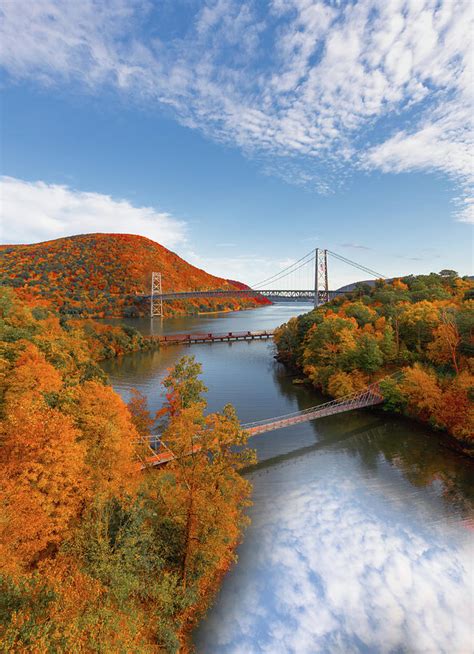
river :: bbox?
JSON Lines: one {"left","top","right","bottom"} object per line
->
{"left": 101, "top": 304, "right": 474, "bottom": 654}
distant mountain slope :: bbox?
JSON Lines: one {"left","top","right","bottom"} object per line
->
{"left": 0, "top": 233, "right": 268, "bottom": 317}
{"left": 337, "top": 273, "right": 473, "bottom": 293}
{"left": 336, "top": 279, "right": 381, "bottom": 292}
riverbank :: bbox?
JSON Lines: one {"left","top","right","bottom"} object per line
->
{"left": 275, "top": 353, "right": 474, "bottom": 460}
{"left": 273, "top": 274, "right": 473, "bottom": 454}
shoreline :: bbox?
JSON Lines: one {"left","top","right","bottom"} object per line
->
{"left": 275, "top": 354, "right": 474, "bottom": 461}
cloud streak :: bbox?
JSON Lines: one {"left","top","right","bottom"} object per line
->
{"left": 1, "top": 0, "right": 472, "bottom": 221}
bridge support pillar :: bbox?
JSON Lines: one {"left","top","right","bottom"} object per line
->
{"left": 314, "top": 248, "right": 329, "bottom": 307}
{"left": 151, "top": 272, "right": 164, "bottom": 317}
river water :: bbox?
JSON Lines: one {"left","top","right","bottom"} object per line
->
{"left": 101, "top": 305, "right": 474, "bottom": 654}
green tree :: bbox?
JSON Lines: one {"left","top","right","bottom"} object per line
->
{"left": 352, "top": 333, "right": 384, "bottom": 373}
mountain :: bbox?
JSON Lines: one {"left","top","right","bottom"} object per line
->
{"left": 336, "top": 279, "right": 380, "bottom": 292}
{"left": 0, "top": 233, "right": 268, "bottom": 317}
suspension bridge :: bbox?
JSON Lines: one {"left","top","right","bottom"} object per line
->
{"left": 137, "top": 246, "right": 388, "bottom": 467}
{"left": 148, "top": 248, "right": 385, "bottom": 317}
{"left": 141, "top": 381, "right": 385, "bottom": 468}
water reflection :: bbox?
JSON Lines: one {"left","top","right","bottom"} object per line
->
{"left": 195, "top": 449, "right": 472, "bottom": 653}
{"left": 102, "top": 305, "right": 474, "bottom": 653}
{"left": 270, "top": 359, "right": 474, "bottom": 522}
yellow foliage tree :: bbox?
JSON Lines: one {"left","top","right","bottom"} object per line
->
{"left": 400, "top": 364, "right": 442, "bottom": 422}
{"left": 327, "top": 371, "right": 355, "bottom": 398}
{"left": 427, "top": 312, "right": 461, "bottom": 373}
{"left": 71, "top": 381, "right": 138, "bottom": 497}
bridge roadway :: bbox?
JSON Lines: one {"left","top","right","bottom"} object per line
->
{"left": 141, "top": 289, "right": 346, "bottom": 302}
{"left": 141, "top": 383, "right": 384, "bottom": 468}
{"left": 148, "top": 329, "right": 274, "bottom": 345}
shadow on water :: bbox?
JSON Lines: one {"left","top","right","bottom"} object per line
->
{"left": 243, "top": 418, "right": 389, "bottom": 474}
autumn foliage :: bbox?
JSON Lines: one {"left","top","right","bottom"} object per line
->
{"left": 0, "top": 289, "right": 254, "bottom": 652}
{"left": 274, "top": 272, "right": 473, "bottom": 447}
{"left": 0, "top": 233, "right": 268, "bottom": 318}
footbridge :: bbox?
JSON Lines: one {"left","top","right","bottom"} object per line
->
{"left": 142, "top": 381, "right": 384, "bottom": 468}
{"left": 242, "top": 383, "right": 384, "bottom": 435}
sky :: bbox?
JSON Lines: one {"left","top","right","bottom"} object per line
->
{"left": 1, "top": 0, "right": 473, "bottom": 288}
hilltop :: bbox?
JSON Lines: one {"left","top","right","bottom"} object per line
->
{"left": 0, "top": 233, "right": 268, "bottom": 318}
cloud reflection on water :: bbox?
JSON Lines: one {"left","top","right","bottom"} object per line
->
{"left": 196, "top": 457, "right": 473, "bottom": 654}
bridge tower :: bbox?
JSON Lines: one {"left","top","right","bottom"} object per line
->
{"left": 151, "top": 272, "right": 163, "bottom": 317}
{"left": 314, "top": 248, "right": 329, "bottom": 307}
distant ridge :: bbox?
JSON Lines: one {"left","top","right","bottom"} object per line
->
{"left": 0, "top": 233, "right": 268, "bottom": 318}
{"left": 336, "top": 279, "right": 382, "bottom": 292}
{"left": 337, "top": 273, "right": 473, "bottom": 293}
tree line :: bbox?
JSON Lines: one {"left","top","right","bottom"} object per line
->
{"left": 0, "top": 288, "right": 254, "bottom": 652}
{"left": 274, "top": 272, "right": 473, "bottom": 450}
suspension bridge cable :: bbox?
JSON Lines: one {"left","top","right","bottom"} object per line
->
{"left": 250, "top": 247, "right": 385, "bottom": 291}
{"left": 326, "top": 250, "right": 386, "bottom": 279}
{"left": 251, "top": 250, "right": 314, "bottom": 288}
{"left": 252, "top": 256, "right": 315, "bottom": 289}
{"left": 251, "top": 249, "right": 315, "bottom": 288}
{"left": 328, "top": 251, "right": 384, "bottom": 278}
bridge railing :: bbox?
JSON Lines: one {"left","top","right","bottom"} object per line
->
{"left": 241, "top": 382, "right": 384, "bottom": 430}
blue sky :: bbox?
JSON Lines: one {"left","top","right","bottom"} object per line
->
{"left": 1, "top": 0, "right": 472, "bottom": 287}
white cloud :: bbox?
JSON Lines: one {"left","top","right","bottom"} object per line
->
{"left": 0, "top": 176, "right": 187, "bottom": 247}
{"left": 364, "top": 103, "right": 474, "bottom": 223}
{"left": 0, "top": 0, "right": 473, "bottom": 220}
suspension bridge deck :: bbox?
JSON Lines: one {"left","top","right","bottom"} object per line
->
{"left": 243, "top": 387, "right": 383, "bottom": 435}
{"left": 148, "top": 329, "right": 275, "bottom": 346}
{"left": 146, "top": 247, "right": 386, "bottom": 316}
{"left": 143, "top": 289, "right": 345, "bottom": 302}
{"left": 142, "top": 383, "right": 384, "bottom": 468}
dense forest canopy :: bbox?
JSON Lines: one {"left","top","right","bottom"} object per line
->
{"left": 0, "top": 233, "right": 268, "bottom": 318}
{"left": 0, "top": 288, "right": 254, "bottom": 652}
{"left": 274, "top": 272, "right": 473, "bottom": 450}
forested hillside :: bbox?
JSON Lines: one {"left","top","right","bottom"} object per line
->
{"left": 0, "top": 288, "right": 254, "bottom": 652}
{"left": 274, "top": 272, "right": 473, "bottom": 451}
{"left": 0, "top": 233, "right": 268, "bottom": 318}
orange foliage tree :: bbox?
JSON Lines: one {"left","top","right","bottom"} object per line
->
{"left": 0, "top": 289, "right": 255, "bottom": 651}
